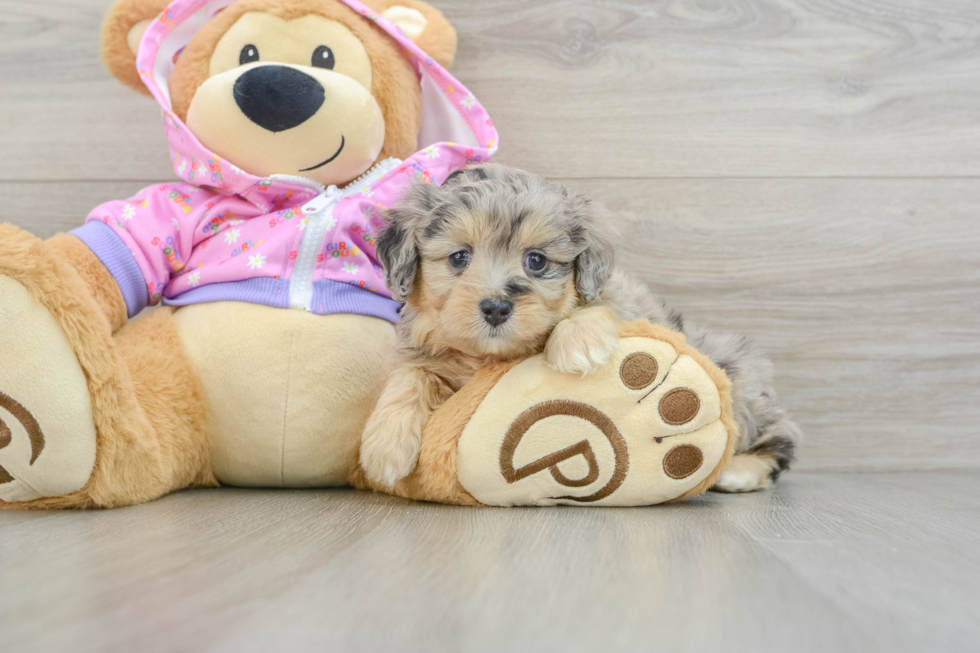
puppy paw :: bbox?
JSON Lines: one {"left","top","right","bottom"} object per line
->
{"left": 545, "top": 307, "right": 619, "bottom": 376}
{"left": 711, "top": 453, "right": 776, "bottom": 493}
{"left": 360, "top": 419, "right": 423, "bottom": 487}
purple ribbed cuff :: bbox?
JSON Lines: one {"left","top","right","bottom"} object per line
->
{"left": 71, "top": 221, "right": 148, "bottom": 318}
{"left": 312, "top": 280, "right": 401, "bottom": 323}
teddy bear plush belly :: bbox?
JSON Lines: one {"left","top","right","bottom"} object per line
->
{"left": 173, "top": 304, "right": 395, "bottom": 488}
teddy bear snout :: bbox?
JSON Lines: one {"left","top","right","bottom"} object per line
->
{"left": 233, "top": 65, "right": 326, "bottom": 133}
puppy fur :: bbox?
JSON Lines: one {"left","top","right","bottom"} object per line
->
{"left": 360, "top": 163, "right": 801, "bottom": 491}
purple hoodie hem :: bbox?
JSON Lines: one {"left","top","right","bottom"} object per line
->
{"left": 163, "top": 277, "right": 291, "bottom": 309}
{"left": 71, "top": 221, "right": 149, "bottom": 318}
{"left": 311, "top": 280, "right": 402, "bottom": 323}
{"left": 160, "top": 277, "right": 401, "bottom": 323}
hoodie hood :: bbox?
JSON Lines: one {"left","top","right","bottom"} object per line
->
{"left": 135, "top": 0, "right": 499, "bottom": 204}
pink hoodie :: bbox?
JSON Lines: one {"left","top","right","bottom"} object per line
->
{"left": 73, "top": 0, "right": 498, "bottom": 322}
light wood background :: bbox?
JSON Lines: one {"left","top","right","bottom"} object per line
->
{"left": 1, "top": 0, "right": 979, "bottom": 471}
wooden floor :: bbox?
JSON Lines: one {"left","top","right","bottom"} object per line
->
{"left": 0, "top": 474, "right": 977, "bottom": 653}
{"left": 2, "top": 0, "right": 979, "bottom": 650}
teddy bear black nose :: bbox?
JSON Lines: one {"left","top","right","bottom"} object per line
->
{"left": 233, "top": 66, "right": 325, "bottom": 133}
{"left": 480, "top": 298, "right": 513, "bottom": 327}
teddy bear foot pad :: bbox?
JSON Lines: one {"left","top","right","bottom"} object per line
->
{"left": 0, "top": 277, "right": 97, "bottom": 502}
{"left": 455, "top": 323, "right": 737, "bottom": 506}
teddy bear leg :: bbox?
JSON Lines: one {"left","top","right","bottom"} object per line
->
{"left": 0, "top": 273, "right": 100, "bottom": 504}
{"left": 89, "top": 307, "right": 216, "bottom": 507}
{"left": 0, "top": 305, "right": 214, "bottom": 510}
{"left": 0, "top": 226, "right": 212, "bottom": 509}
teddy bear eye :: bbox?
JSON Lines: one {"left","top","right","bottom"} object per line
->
{"left": 239, "top": 44, "right": 260, "bottom": 66}
{"left": 312, "top": 45, "right": 335, "bottom": 70}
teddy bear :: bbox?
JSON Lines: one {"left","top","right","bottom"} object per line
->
{"left": 0, "top": 0, "right": 736, "bottom": 510}
{"left": 0, "top": 0, "right": 497, "bottom": 508}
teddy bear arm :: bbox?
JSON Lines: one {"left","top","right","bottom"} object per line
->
{"left": 45, "top": 234, "right": 128, "bottom": 333}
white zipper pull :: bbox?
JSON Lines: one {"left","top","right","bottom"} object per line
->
{"left": 302, "top": 185, "right": 341, "bottom": 215}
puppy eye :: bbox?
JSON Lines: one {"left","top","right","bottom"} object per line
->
{"left": 239, "top": 44, "right": 260, "bottom": 65}
{"left": 448, "top": 250, "right": 471, "bottom": 270}
{"left": 312, "top": 45, "right": 335, "bottom": 70}
{"left": 524, "top": 251, "right": 548, "bottom": 273}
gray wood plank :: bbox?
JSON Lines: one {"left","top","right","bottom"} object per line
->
{"left": 4, "top": 0, "right": 980, "bottom": 180}
{"left": 0, "top": 181, "right": 152, "bottom": 238}
{"left": 3, "top": 179, "right": 977, "bottom": 472}
{"left": 1, "top": 473, "right": 978, "bottom": 652}
{"left": 0, "top": 0, "right": 173, "bottom": 181}
{"left": 466, "top": 0, "right": 980, "bottom": 178}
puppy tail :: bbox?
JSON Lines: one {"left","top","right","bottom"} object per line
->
{"left": 712, "top": 435, "right": 797, "bottom": 493}
{"left": 748, "top": 434, "right": 797, "bottom": 479}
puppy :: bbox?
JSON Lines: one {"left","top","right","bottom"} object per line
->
{"left": 359, "top": 163, "right": 801, "bottom": 492}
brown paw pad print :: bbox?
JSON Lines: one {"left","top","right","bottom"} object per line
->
{"left": 499, "top": 400, "right": 628, "bottom": 503}
{"left": 0, "top": 391, "right": 45, "bottom": 486}
{"left": 659, "top": 388, "right": 701, "bottom": 425}
{"left": 663, "top": 444, "right": 704, "bottom": 479}
{"left": 619, "top": 352, "right": 659, "bottom": 390}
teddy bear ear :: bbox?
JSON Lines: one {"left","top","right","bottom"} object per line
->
{"left": 365, "top": 0, "right": 458, "bottom": 69}
{"left": 101, "top": 0, "right": 174, "bottom": 96}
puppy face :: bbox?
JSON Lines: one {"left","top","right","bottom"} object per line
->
{"left": 378, "top": 164, "right": 616, "bottom": 359}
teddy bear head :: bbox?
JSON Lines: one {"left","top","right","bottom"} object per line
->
{"left": 101, "top": 0, "right": 457, "bottom": 187}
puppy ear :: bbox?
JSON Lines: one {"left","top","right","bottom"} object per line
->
{"left": 442, "top": 169, "right": 467, "bottom": 186}
{"left": 443, "top": 165, "right": 493, "bottom": 187}
{"left": 364, "top": 0, "right": 458, "bottom": 68}
{"left": 378, "top": 183, "right": 441, "bottom": 302}
{"left": 101, "top": 0, "right": 174, "bottom": 96}
{"left": 565, "top": 191, "right": 617, "bottom": 303}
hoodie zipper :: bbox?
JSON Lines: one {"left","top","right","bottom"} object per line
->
{"left": 277, "top": 158, "right": 401, "bottom": 311}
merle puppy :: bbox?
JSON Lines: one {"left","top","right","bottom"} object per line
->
{"left": 359, "top": 163, "right": 800, "bottom": 491}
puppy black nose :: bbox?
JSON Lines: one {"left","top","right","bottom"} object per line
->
{"left": 480, "top": 298, "right": 513, "bottom": 326}
{"left": 234, "top": 66, "right": 325, "bottom": 132}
